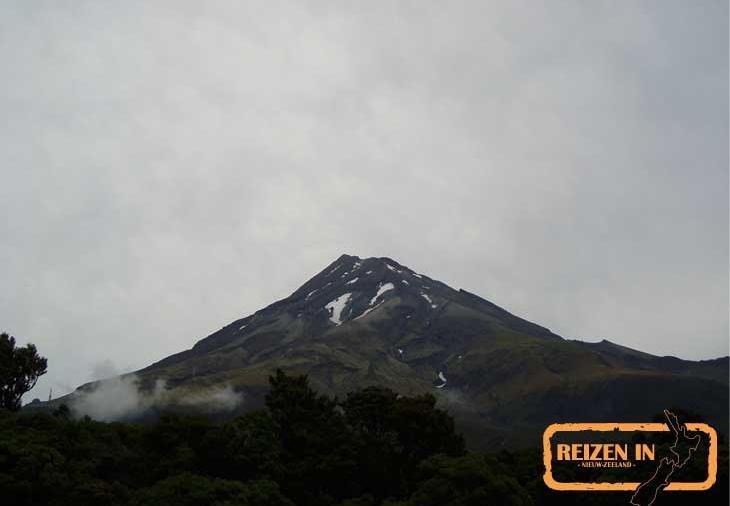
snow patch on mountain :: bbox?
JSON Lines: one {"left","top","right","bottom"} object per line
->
{"left": 326, "top": 293, "right": 352, "bottom": 325}
{"left": 346, "top": 277, "right": 359, "bottom": 285}
{"left": 420, "top": 292, "right": 437, "bottom": 308}
{"left": 354, "top": 302, "right": 383, "bottom": 320}
{"left": 436, "top": 371, "right": 447, "bottom": 389}
{"left": 370, "top": 282, "right": 395, "bottom": 306}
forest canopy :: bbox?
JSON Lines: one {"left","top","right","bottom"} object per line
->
{"left": 0, "top": 370, "right": 727, "bottom": 506}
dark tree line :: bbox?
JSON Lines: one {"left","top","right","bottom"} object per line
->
{"left": 1, "top": 370, "right": 530, "bottom": 506}
{"left": 0, "top": 334, "right": 726, "bottom": 505}
{"left": 1, "top": 370, "right": 726, "bottom": 505}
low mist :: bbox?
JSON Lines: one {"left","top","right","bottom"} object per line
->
{"left": 70, "top": 374, "right": 243, "bottom": 422}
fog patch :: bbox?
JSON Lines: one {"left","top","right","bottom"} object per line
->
{"left": 90, "top": 359, "right": 121, "bottom": 381}
{"left": 176, "top": 384, "right": 241, "bottom": 412}
{"left": 434, "top": 386, "right": 469, "bottom": 407}
{"left": 70, "top": 374, "right": 243, "bottom": 421}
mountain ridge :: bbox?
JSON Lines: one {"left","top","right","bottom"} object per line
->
{"left": 37, "top": 253, "right": 729, "bottom": 449}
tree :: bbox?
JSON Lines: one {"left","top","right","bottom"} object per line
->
{"left": 401, "top": 453, "right": 533, "bottom": 506}
{"left": 132, "top": 473, "right": 293, "bottom": 506}
{"left": 265, "top": 370, "right": 359, "bottom": 505}
{"left": 202, "top": 410, "right": 283, "bottom": 481}
{"left": 0, "top": 332, "right": 48, "bottom": 411}
{"left": 343, "top": 387, "right": 466, "bottom": 500}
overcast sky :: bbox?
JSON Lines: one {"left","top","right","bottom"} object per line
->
{"left": 1, "top": 1, "right": 727, "bottom": 401}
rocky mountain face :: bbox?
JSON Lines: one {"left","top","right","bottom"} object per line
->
{"left": 50, "top": 254, "right": 730, "bottom": 449}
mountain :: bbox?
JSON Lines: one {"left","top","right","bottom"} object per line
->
{"left": 43, "top": 254, "right": 730, "bottom": 449}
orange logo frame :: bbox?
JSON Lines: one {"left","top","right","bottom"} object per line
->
{"left": 543, "top": 422, "right": 717, "bottom": 491}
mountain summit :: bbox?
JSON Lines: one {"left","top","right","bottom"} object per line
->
{"left": 142, "top": 254, "right": 563, "bottom": 395}
{"left": 54, "top": 254, "right": 730, "bottom": 448}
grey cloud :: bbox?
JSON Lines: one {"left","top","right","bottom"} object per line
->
{"left": 0, "top": 1, "right": 726, "bottom": 402}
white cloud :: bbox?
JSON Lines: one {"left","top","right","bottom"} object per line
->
{"left": 70, "top": 374, "right": 243, "bottom": 421}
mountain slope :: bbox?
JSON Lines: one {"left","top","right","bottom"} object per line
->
{"left": 48, "top": 254, "right": 730, "bottom": 449}
{"left": 137, "top": 254, "right": 565, "bottom": 400}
